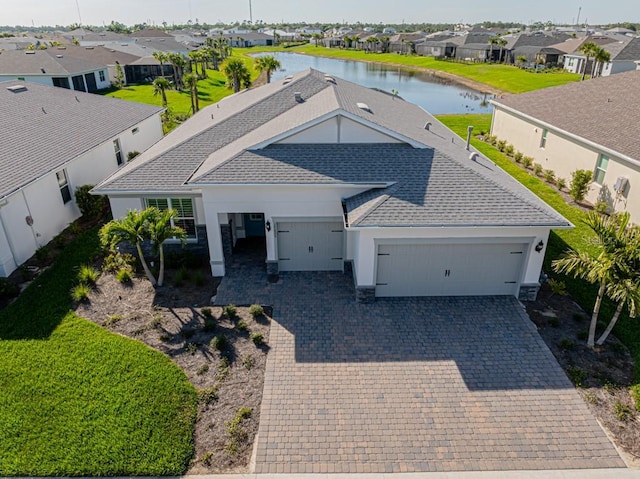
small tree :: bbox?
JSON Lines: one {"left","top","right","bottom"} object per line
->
{"left": 74, "top": 185, "right": 107, "bottom": 219}
{"left": 221, "top": 58, "right": 251, "bottom": 93}
{"left": 113, "top": 63, "right": 125, "bottom": 88}
{"left": 254, "top": 55, "right": 281, "bottom": 83}
{"left": 147, "top": 208, "right": 186, "bottom": 287}
{"left": 152, "top": 77, "right": 172, "bottom": 108}
{"left": 569, "top": 169, "right": 592, "bottom": 203}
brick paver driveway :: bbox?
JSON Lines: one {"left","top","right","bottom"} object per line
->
{"left": 215, "top": 265, "right": 624, "bottom": 474}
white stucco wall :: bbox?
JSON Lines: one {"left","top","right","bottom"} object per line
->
{"left": 0, "top": 210, "right": 18, "bottom": 277}
{"left": 491, "top": 107, "right": 640, "bottom": 221}
{"left": 350, "top": 226, "right": 552, "bottom": 290}
{"left": 277, "top": 116, "right": 401, "bottom": 144}
{"left": 601, "top": 60, "right": 638, "bottom": 77}
{"left": 0, "top": 69, "right": 110, "bottom": 91}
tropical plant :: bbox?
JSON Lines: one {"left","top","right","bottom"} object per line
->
{"left": 167, "top": 53, "right": 186, "bottom": 89}
{"left": 183, "top": 73, "right": 199, "bottom": 113}
{"left": 553, "top": 212, "right": 640, "bottom": 348}
{"left": 569, "top": 169, "right": 593, "bottom": 202}
{"left": 152, "top": 77, "right": 172, "bottom": 108}
{"left": 113, "top": 62, "right": 125, "bottom": 88}
{"left": 152, "top": 50, "right": 169, "bottom": 78}
{"left": 221, "top": 58, "right": 251, "bottom": 93}
{"left": 311, "top": 32, "right": 323, "bottom": 47}
{"left": 516, "top": 55, "right": 528, "bottom": 68}
{"left": 578, "top": 41, "right": 598, "bottom": 80}
{"left": 74, "top": 185, "right": 107, "bottom": 219}
{"left": 591, "top": 46, "right": 611, "bottom": 78}
{"left": 254, "top": 55, "right": 281, "bottom": 83}
{"left": 146, "top": 208, "right": 186, "bottom": 287}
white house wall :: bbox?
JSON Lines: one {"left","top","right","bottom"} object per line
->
{"left": 351, "top": 226, "right": 551, "bottom": 290}
{"left": 602, "top": 61, "right": 638, "bottom": 76}
{"left": 0, "top": 211, "right": 18, "bottom": 277}
{"left": 492, "top": 107, "right": 640, "bottom": 221}
{"left": 0, "top": 70, "right": 110, "bottom": 91}
{"left": 201, "top": 184, "right": 370, "bottom": 275}
{"left": 277, "top": 116, "right": 402, "bottom": 144}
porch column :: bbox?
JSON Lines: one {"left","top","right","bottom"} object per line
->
{"left": 204, "top": 210, "right": 225, "bottom": 276}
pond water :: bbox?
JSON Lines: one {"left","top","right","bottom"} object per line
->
{"left": 254, "top": 52, "right": 493, "bottom": 115}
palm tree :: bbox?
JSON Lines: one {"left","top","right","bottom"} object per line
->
{"left": 578, "top": 41, "right": 598, "bottom": 80}
{"left": 147, "top": 208, "right": 186, "bottom": 287}
{"left": 188, "top": 50, "right": 201, "bottom": 78}
{"left": 221, "top": 57, "right": 251, "bottom": 93}
{"left": 597, "top": 276, "right": 640, "bottom": 345}
{"left": 254, "top": 55, "right": 281, "bottom": 83}
{"left": 183, "top": 73, "right": 199, "bottom": 113}
{"left": 592, "top": 46, "right": 611, "bottom": 78}
{"left": 496, "top": 37, "right": 508, "bottom": 63}
{"left": 167, "top": 53, "right": 186, "bottom": 90}
{"left": 380, "top": 36, "right": 390, "bottom": 53}
{"left": 99, "top": 209, "right": 157, "bottom": 286}
{"left": 311, "top": 32, "right": 322, "bottom": 47}
{"left": 553, "top": 212, "right": 639, "bottom": 348}
{"left": 152, "top": 77, "right": 172, "bottom": 108}
{"left": 487, "top": 36, "right": 499, "bottom": 62}
{"left": 152, "top": 50, "right": 168, "bottom": 78}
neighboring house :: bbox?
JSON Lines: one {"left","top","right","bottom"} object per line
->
{"left": 559, "top": 35, "right": 617, "bottom": 74}
{"left": 220, "top": 32, "right": 274, "bottom": 47}
{"left": 600, "top": 37, "right": 640, "bottom": 76}
{"left": 94, "top": 69, "right": 570, "bottom": 302}
{"left": 0, "top": 49, "right": 110, "bottom": 91}
{"left": 491, "top": 70, "right": 640, "bottom": 221}
{"left": 0, "top": 80, "right": 164, "bottom": 277}
{"left": 77, "top": 31, "right": 134, "bottom": 46}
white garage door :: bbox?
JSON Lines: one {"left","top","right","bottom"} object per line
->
{"left": 277, "top": 221, "right": 344, "bottom": 272}
{"left": 376, "top": 242, "right": 527, "bottom": 297}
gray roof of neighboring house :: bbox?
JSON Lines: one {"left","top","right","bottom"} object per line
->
{"left": 0, "top": 49, "right": 106, "bottom": 75}
{"left": 47, "top": 45, "right": 140, "bottom": 66}
{"left": 0, "top": 80, "right": 162, "bottom": 199}
{"left": 95, "top": 68, "right": 568, "bottom": 228}
{"left": 613, "top": 37, "right": 640, "bottom": 61}
{"left": 491, "top": 70, "right": 640, "bottom": 162}
{"left": 130, "top": 29, "right": 174, "bottom": 38}
{"left": 80, "top": 31, "right": 131, "bottom": 42}
{"left": 506, "top": 32, "right": 570, "bottom": 50}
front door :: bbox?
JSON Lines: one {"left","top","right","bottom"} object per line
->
{"left": 243, "top": 213, "right": 265, "bottom": 237}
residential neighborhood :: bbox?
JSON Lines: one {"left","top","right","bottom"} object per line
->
{"left": 1, "top": 4, "right": 640, "bottom": 478}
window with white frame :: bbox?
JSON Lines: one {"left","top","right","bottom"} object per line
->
{"left": 113, "top": 138, "right": 123, "bottom": 166}
{"left": 540, "top": 128, "right": 549, "bottom": 148}
{"left": 146, "top": 198, "right": 197, "bottom": 239}
{"left": 594, "top": 154, "right": 609, "bottom": 185}
{"left": 56, "top": 169, "right": 72, "bottom": 204}
{"left": 99, "top": 70, "right": 106, "bottom": 82}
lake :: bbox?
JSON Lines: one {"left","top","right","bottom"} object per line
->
{"left": 254, "top": 52, "right": 493, "bottom": 115}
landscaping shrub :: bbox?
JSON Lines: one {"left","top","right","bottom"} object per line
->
{"left": 197, "top": 386, "right": 218, "bottom": 405}
{"left": 115, "top": 268, "right": 132, "bottom": 283}
{"left": 192, "top": 270, "right": 205, "bottom": 286}
{"left": 210, "top": 334, "right": 228, "bottom": 351}
{"left": 504, "top": 144, "right": 515, "bottom": 156}
{"left": 71, "top": 283, "right": 91, "bottom": 302}
{"left": 249, "top": 304, "right": 264, "bottom": 318}
{"left": 127, "top": 151, "right": 140, "bottom": 161}
{"left": 497, "top": 139, "right": 507, "bottom": 152}
{"left": 548, "top": 317, "right": 561, "bottom": 328}
{"left": 556, "top": 177, "right": 567, "bottom": 191}
{"left": 77, "top": 264, "right": 100, "bottom": 285}
{"left": 532, "top": 163, "right": 543, "bottom": 176}
{"left": 0, "top": 278, "right": 19, "bottom": 299}
{"left": 570, "top": 169, "right": 592, "bottom": 202}
{"left": 201, "top": 307, "right": 213, "bottom": 318}
{"left": 543, "top": 169, "right": 556, "bottom": 184}
{"left": 225, "top": 407, "right": 252, "bottom": 454}
{"left": 196, "top": 364, "right": 209, "bottom": 375}
{"left": 173, "top": 266, "right": 188, "bottom": 287}
{"left": 488, "top": 135, "right": 498, "bottom": 146}
{"left": 613, "top": 401, "right": 633, "bottom": 422}
{"left": 559, "top": 339, "right": 574, "bottom": 350}
{"left": 521, "top": 156, "right": 533, "bottom": 168}
{"left": 567, "top": 367, "right": 587, "bottom": 387}
{"left": 236, "top": 320, "right": 248, "bottom": 331}
{"left": 102, "top": 252, "right": 136, "bottom": 273}
{"left": 250, "top": 332, "right": 264, "bottom": 346}
{"left": 222, "top": 304, "right": 237, "bottom": 319}
{"left": 35, "top": 246, "right": 49, "bottom": 262}
{"left": 185, "top": 342, "right": 198, "bottom": 355}
{"left": 513, "top": 151, "right": 523, "bottom": 163}
{"left": 595, "top": 200, "right": 609, "bottom": 215}
{"left": 74, "top": 185, "right": 107, "bottom": 219}
{"left": 242, "top": 355, "right": 255, "bottom": 370}
{"left": 548, "top": 278, "right": 567, "bottom": 296}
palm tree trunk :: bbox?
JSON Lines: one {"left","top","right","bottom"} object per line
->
{"left": 591, "top": 60, "right": 597, "bottom": 78}
{"left": 194, "top": 85, "right": 199, "bottom": 111}
{"left": 157, "top": 244, "right": 165, "bottom": 287}
{"left": 161, "top": 89, "right": 167, "bottom": 108}
{"left": 596, "top": 301, "right": 624, "bottom": 345}
{"left": 588, "top": 282, "right": 606, "bottom": 348}
{"left": 136, "top": 242, "right": 157, "bottom": 286}
{"left": 581, "top": 56, "right": 589, "bottom": 81}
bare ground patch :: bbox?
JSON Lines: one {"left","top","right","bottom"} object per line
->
{"left": 76, "top": 268, "right": 270, "bottom": 473}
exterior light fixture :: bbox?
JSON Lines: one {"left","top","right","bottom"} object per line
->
{"left": 535, "top": 240, "right": 544, "bottom": 253}
{"left": 265, "top": 220, "right": 271, "bottom": 232}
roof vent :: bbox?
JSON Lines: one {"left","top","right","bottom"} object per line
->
{"left": 469, "top": 152, "right": 479, "bottom": 162}
{"left": 25, "top": 50, "right": 36, "bottom": 54}
{"left": 424, "top": 122, "right": 432, "bottom": 130}
{"left": 6, "top": 84, "right": 27, "bottom": 93}
{"left": 40, "top": 68, "right": 46, "bottom": 73}
{"left": 356, "top": 102, "right": 372, "bottom": 113}
{"left": 294, "top": 91, "right": 303, "bottom": 102}
{"left": 56, "top": 54, "right": 63, "bottom": 58}
{"left": 283, "top": 75, "right": 293, "bottom": 85}
{"left": 324, "top": 74, "right": 336, "bottom": 83}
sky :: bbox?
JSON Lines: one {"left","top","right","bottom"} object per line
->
{"left": 2, "top": 0, "right": 637, "bottom": 27}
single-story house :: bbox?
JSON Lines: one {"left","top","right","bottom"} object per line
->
{"left": 94, "top": 69, "right": 570, "bottom": 302}
{"left": 0, "top": 49, "right": 110, "bottom": 92}
{"left": 0, "top": 81, "right": 163, "bottom": 277}
{"left": 220, "top": 32, "right": 274, "bottom": 47}
{"left": 491, "top": 70, "right": 640, "bottom": 221}
{"left": 600, "top": 37, "right": 640, "bottom": 76}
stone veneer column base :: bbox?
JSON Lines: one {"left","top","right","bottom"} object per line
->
{"left": 356, "top": 286, "right": 376, "bottom": 304}
{"left": 519, "top": 283, "right": 540, "bottom": 302}
{"left": 220, "top": 224, "right": 233, "bottom": 261}
{"left": 266, "top": 260, "right": 279, "bottom": 283}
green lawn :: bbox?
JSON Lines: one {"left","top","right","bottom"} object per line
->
{"left": 104, "top": 54, "right": 260, "bottom": 117}
{"left": 243, "top": 45, "right": 580, "bottom": 94}
{"left": 438, "top": 114, "right": 640, "bottom": 393}
{"left": 0, "top": 227, "right": 197, "bottom": 475}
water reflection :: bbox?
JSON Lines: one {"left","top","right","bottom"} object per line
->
{"left": 254, "top": 52, "right": 494, "bottom": 115}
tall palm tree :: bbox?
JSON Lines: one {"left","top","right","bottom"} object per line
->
{"left": 487, "top": 36, "right": 499, "bottom": 62}
{"left": 311, "top": 32, "right": 322, "bottom": 47}
{"left": 592, "top": 46, "right": 611, "bottom": 78}
{"left": 152, "top": 50, "right": 168, "bottom": 77}
{"left": 553, "top": 212, "right": 639, "bottom": 348}
{"left": 183, "top": 73, "right": 199, "bottom": 113}
{"left": 167, "top": 53, "right": 186, "bottom": 89}
{"left": 254, "top": 55, "right": 281, "bottom": 83}
{"left": 496, "top": 37, "right": 508, "bottom": 63}
{"left": 152, "top": 77, "right": 172, "bottom": 108}
{"left": 221, "top": 57, "right": 251, "bottom": 93}
{"left": 578, "top": 41, "right": 598, "bottom": 80}
{"left": 147, "top": 208, "right": 186, "bottom": 287}
{"left": 99, "top": 209, "right": 157, "bottom": 286}
{"left": 188, "top": 50, "right": 201, "bottom": 78}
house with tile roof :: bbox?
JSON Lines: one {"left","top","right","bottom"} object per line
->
{"left": 0, "top": 49, "right": 110, "bottom": 92}
{"left": 94, "top": 69, "right": 570, "bottom": 302}
{"left": 0, "top": 81, "right": 163, "bottom": 277}
{"left": 491, "top": 70, "right": 640, "bottom": 221}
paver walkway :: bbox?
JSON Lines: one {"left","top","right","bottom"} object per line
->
{"left": 214, "top": 253, "right": 624, "bottom": 474}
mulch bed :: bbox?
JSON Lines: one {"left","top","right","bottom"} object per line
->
{"left": 527, "top": 283, "right": 639, "bottom": 464}
{"left": 76, "top": 266, "right": 271, "bottom": 474}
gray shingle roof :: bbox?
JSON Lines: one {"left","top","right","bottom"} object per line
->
{"left": 197, "top": 144, "right": 567, "bottom": 227}
{"left": 492, "top": 70, "right": 640, "bottom": 161}
{"left": 0, "top": 80, "right": 162, "bottom": 199}
{"left": 95, "top": 68, "right": 569, "bottom": 228}
{"left": 0, "top": 49, "right": 106, "bottom": 76}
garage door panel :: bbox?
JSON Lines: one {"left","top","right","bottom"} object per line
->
{"left": 278, "top": 221, "right": 343, "bottom": 272}
{"left": 376, "top": 242, "right": 526, "bottom": 297}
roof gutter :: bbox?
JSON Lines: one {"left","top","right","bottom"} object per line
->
{"left": 346, "top": 222, "right": 574, "bottom": 229}
{"left": 490, "top": 101, "right": 640, "bottom": 170}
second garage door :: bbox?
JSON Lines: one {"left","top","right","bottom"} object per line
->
{"left": 277, "top": 221, "right": 344, "bottom": 272}
{"left": 376, "top": 242, "right": 527, "bottom": 297}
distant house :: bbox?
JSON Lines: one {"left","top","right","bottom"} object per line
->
{"left": 558, "top": 35, "right": 619, "bottom": 75}
{"left": 491, "top": 71, "right": 640, "bottom": 221}
{"left": 0, "top": 49, "right": 110, "bottom": 92}
{"left": 219, "top": 32, "right": 274, "bottom": 47}
{"left": 600, "top": 37, "right": 640, "bottom": 76}
{"left": 77, "top": 31, "right": 135, "bottom": 47}
{"left": 0, "top": 81, "right": 164, "bottom": 277}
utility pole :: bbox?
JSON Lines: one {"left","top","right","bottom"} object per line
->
{"left": 249, "top": 0, "right": 253, "bottom": 25}
{"left": 576, "top": 6, "right": 582, "bottom": 27}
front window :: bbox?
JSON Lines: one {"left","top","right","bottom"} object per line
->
{"left": 56, "top": 170, "right": 72, "bottom": 204}
{"left": 99, "top": 70, "right": 106, "bottom": 82}
{"left": 594, "top": 154, "right": 609, "bottom": 185}
{"left": 113, "top": 138, "right": 123, "bottom": 166}
{"left": 540, "top": 129, "right": 548, "bottom": 148}
{"left": 146, "top": 198, "right": 196, "bottom": 239}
